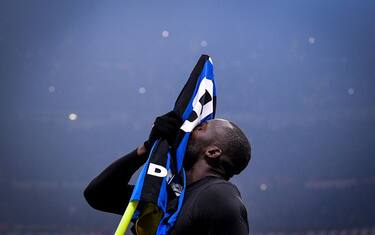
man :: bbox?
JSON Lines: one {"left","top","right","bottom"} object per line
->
{"left": 84, "top": 111, "right": 251, "bottom": 234}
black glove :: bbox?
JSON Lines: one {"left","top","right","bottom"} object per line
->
{"left": 144, "top": 111, "right": 183, "bottom": 152}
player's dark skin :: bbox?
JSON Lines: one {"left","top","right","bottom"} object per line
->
{"left": 137, "top": 119, "right": 234, "bottom": 185}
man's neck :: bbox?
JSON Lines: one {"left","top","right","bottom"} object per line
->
{"left": 185, "top": 159, "right": 222, "bottom": 185}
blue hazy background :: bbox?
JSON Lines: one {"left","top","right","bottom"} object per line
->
{"left": 0, "top": 0, "right": 374, "bottom": 234}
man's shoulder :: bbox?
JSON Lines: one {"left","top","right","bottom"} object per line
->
{"left": 200, "top": 177, "right": 242, "bottom": 196}
{"left": 194, "top": 177, "right": 245, "bottom": 211}
{"left": 172, "top": 177, "right": 249, "bottom": 235}
{"left": 190, "top": 177, "right": 248, "bottom": 232}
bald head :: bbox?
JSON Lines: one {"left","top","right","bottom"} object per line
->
{"left": 184, "top": 119, "right": 251, "bottom": 179}
{"left": 217, "top": 120, "right": 251, "bottom": 177}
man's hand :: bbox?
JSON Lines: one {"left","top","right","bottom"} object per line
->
{"left": 137, "top": 144, "right": 147, "bottom": 156}
{"left": 142, "top": 111, "right": 182, "bottom": 154}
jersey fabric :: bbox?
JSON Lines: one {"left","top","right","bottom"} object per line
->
{"left": 84, "top": 149, "right": 249, "bottom": 235}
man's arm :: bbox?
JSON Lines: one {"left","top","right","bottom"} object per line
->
{"left": 84, "top": 145, "right": 148, "bottom": 215}
{"left": 84, "top": 110, "right": 182, "bottom": 215}
{"left": 193, "top": 182, "right": 249, "bottom": 235}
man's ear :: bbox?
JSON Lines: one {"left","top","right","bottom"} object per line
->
{"left": 203, "top": 145, "right": 222, "bottom": 159}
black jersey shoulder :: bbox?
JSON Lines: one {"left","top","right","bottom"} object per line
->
{"left": 186, "top": 177, "right": 245, "bottom": 218}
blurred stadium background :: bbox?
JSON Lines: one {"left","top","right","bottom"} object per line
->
{"left": 0, "top": 0, "right": 374, "bottom": 234}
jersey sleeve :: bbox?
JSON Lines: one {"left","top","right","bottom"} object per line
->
{"left": 83, "top": 149, "right": 148, "bottom": 215}
{"left": 192, "top": 182, "right": 249, "bottom": 235}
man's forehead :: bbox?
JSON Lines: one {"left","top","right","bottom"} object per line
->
{"left": 208, "top": 118, "right": 234, "bottom": 129}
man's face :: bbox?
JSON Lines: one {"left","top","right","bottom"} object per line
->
{"left": 184, "top": 119, "right": 233, "bottom": 170}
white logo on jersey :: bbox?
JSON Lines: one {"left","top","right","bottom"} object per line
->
{"left": 147, "top": 163, "right": 168, "bottom": 178}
